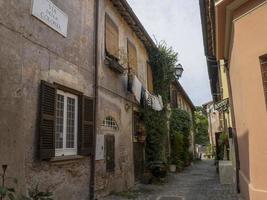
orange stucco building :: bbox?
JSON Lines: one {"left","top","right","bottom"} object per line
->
{"left": 200, "top": 0, "right": 267, "bottom": 199}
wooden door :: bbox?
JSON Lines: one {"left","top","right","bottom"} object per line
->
{"left": 133, "top": 142, "right": 144, "bottom": 182}
{"left": 133, "top": 112, "right": 145, "bottom": 181}
{"left": 105, "top": 135, "right": 115, "bottom": 172}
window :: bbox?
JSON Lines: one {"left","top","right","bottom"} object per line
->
{"left": 171, "top": 89, "right": 178, "bottom": 108}
{"left": 127, "top": 39, "right": 137, "bottom": 74}
{"left": 147, "top": 63, "right": 153, "bottom": 93}
{"left": 105, "top": 14, "right": 119, "bottom": 58}
{"left": 260, "top": 55, "right": 267, "bottom": 108}
{"left": 102, "top": 116, "right": 119, "bottom": 131}
{"left": 178, "top": 98, "right": 182, "bottom": 109}
{"left": 39, "top": 81, "right": 94, "bottom": 160}
{"left": 55, "top": 90, "right": 78, "bottom": 156}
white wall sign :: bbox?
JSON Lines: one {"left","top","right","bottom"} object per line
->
{"left": 95, "top": 135, "right": 105, "bottom": 160}
{"left": 31, "top": 0, "right": 68, "bottom": 37}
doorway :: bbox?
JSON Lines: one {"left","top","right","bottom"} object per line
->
{"left": 133, "top": 112, "right": 145, "bottom": 182}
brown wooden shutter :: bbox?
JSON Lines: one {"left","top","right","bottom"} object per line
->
{"left": 105, "top": 135, "right": 115, "bottom": 172}
{"left": 147, "top": 63, "right": 154, "bottom": 93}
{"left": 127, "top": 40, "right": 137, "bottom": 74}
{"left": 39, "top": 80, "right": 56, "bottom": 160}
{"left": 260, "top": 56, "right": 267, "bottom": 109}
{"left": 171, "top": 89, "right": 178, "bottom": 108}
{"left": 105, "top": 14, "right": 119, "bottom": 58}
{"left": 78, "top": 96, "right": 94, "bottom": 156}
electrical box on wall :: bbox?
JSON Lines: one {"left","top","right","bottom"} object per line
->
{"left": 95, "top": 134, "right": 105, "bottom": 160}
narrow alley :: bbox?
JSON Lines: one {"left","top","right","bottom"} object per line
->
{"left": 104, "top": 160, "right": 242, "bottom": 200}
{"left": 2, "top": 0, "right": 267, "bottom": 200}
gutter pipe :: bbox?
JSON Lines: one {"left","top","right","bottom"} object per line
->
{"left": 90, "top": 0, "right": 99, "bottom": 199}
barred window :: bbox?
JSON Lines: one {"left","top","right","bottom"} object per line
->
{"left": 102, "top": 116, "right": 119, "bottom": 130}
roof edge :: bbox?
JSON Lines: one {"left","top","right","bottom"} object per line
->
{"left": 110, "top": 0, "right": 156, "bottom": 50}
{"left": 173, "top": 80, "right": 195, "bottom": 111}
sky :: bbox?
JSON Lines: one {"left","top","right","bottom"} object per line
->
{"left": 127, "top": 0, "right": 212, "bottom": 106}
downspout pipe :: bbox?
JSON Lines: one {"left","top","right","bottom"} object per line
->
{"left": 90, "top": 0, "right": 99, "bottom": 199}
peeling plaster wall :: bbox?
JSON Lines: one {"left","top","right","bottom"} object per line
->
{"left": 95, "top": 90, "right": 135, "bottom": 197}
{"left": 0, "top": 0, "right": 95, "bottom": 199}
{"left": 95, "top": 0, "right": 149, "bottom": 197}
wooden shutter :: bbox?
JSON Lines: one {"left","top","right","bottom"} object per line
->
{"left": 105, "top": 135, "right": 115, "bottom": 172}
{"left": 171, "top": 89, "right": 178, "bottom": 108}
{"left": 127, "top": 40, "right": 137, "bottom": 74}
{"left": 260, "top": 56, "right": 267, "bottom": 109}
{"left": 39, "top": 80, "right": 56, "bottom": 160}
{"left": 105, "top": 14, "right": 119, "bottom": 58}
{"left": 78, "top": 96, "right": 94, "bottom": 156}
{"left": 147, "top": 63, "right": 153, "bottom": 93}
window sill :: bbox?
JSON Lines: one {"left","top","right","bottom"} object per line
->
{"left": 105, "top": 56, "right": 125, "bottom": 74}
{"left": 50, "top": 155, "right": 85, "bottom": 165}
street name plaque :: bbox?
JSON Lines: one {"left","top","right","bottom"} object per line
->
{"left": 31, "top": 0, "right": 68, "bottom": 37}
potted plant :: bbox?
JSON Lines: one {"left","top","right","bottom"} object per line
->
{"left": 149, "top": 161, "right": 167, "bottom": 178}
{"left": 169, "top": 162, "right": 177, "bottom": 173}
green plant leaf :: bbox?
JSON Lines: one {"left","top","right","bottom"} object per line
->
{"left": 8, "top": 192, "right": 16, "bottom": 200}
{"left": 0, "top": 186, "right": 7, "bottom": 196}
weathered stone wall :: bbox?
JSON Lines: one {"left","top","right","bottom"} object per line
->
{"left": 95, "top": 90, "right": 135, "bottom": 197}
{"left": 0, "top": 0, "right": 95, "bottom": 199}
{"left": 95, "top": 0, "right": 150, "bottom": 197}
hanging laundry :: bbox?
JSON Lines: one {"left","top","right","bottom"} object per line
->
{"left": 140, "top": 86, "right": 147, "bottom": 107}
{"left": 158, "top": 95, "right": 164, "bottom": 108}
{"left": 129, "top": 75, "right": 163, "bottom": 111}
{"left": 151, "top": 95, "right": 163, "bottom": 111}
{"left": 131, "top": 75, "right": 142, "bottom": 103}
{"left": 145, "top": 90, "right": 153, "bottom": 107}
{"left": 144, "top": 89, "right": 163, "bottom": 111}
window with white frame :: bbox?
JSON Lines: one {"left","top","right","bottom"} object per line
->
{"left": 101, "top": 116, "right": 119, "bottom": 130}
{"left": 55, "top": 90, "right": 78, "bottom": 156}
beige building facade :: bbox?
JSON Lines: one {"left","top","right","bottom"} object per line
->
{"left": 95, "top": 0, "right": 154, "bottom": 197}
{"left": 203, "top": 101, "right": 221, "bottom": 148}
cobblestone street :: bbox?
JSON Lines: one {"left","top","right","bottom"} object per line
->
{"left": 103, "top": 160, "right": 242, "bottom": 200}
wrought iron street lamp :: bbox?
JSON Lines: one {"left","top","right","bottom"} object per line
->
{"left": 174, "top": 63, "right": 184, "bottom": 79}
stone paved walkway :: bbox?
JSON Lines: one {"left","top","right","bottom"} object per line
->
{"left": 103, "top": 160, "right": 243, "bottom": 200}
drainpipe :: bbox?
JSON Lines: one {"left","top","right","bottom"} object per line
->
{"left": 90, "top": 0, "right": 99, "bottom": 199}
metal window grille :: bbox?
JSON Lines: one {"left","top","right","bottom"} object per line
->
{"left": 102, "top": 116, "right": 119, "bottom": 130}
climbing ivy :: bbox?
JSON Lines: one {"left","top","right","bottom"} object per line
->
{"left": 141, "top": 42, "right": 178, "bottom": 176}
{"left": 169, "top": 109, "right": 192, "bottom": 168}
{"left": 141, "top": 108, "right": 167, "bottom": 163}
{"left": 149, "top": 42, "right": 177, "bottom": 105}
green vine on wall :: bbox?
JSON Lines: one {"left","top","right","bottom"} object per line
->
{"left": 141, "top": 42, "right": 178, "bottom": 177}
{"left": 149, "top": 42, "right": 178, "bottom": 105}
{"left": 169, "top": 109, "right": 192, "bottom": 168}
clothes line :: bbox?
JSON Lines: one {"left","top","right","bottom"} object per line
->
{"left": 129, "top": 75, "right": 163, "bottom": 111}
